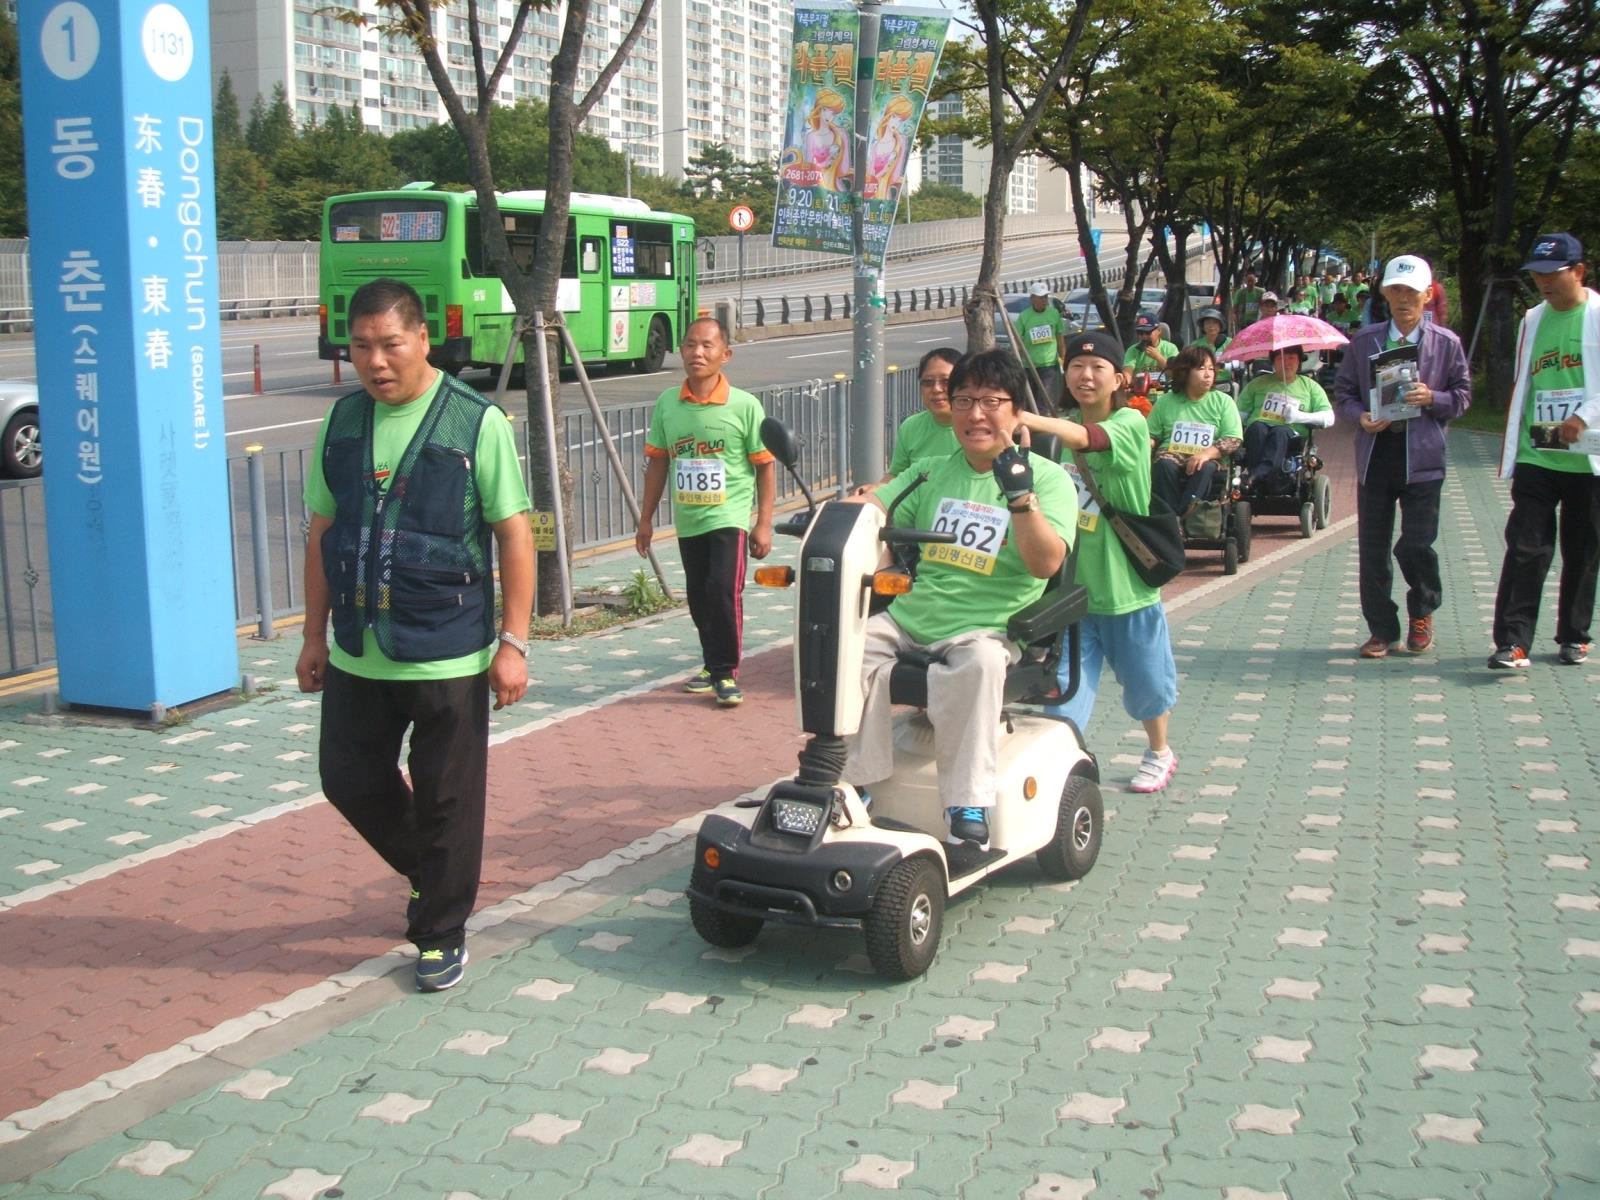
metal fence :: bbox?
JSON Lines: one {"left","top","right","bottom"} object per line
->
{"left": 0, "top": 214, "right": 1079, "bottom": 330}
{"left": 0, "top": 370, "right": 924, "bottom": 678}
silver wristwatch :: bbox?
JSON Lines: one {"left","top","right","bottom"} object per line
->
{"left": 497, "top": 630, "right": 529, "bottom": 657}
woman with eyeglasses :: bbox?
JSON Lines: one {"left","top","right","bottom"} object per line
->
{"left": 880, "top": 347, "right": 961, "bottom": 482}
{"left": 1017, "top": 331, "right": 1180, "bottom": 795}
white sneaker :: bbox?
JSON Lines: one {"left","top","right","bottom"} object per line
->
{"left": 1129, "top": 749, "right": 1177, "bottom": 794}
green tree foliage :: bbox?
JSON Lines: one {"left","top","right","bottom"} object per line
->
{"left": 387, "top": 101, "right": 624, "bottom": 194}
{"left": 902, "top": 183, "right": 983, "bottom": 222}
{"left": 245, "top": 84, "right": 295, "bottom": 160}
{"left": 0, "top": 15, "right": 25, "bottom": 238}
{"left": 214, "top": 72, "right": 243, "bottom": 146}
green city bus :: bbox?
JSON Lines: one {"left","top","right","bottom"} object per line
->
{"left": 318, "top": 183, "right": 697, "bottom": 375}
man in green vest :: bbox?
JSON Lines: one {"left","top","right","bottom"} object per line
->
{"left": 297, "top": 278, "right": 534, "bottom": 994}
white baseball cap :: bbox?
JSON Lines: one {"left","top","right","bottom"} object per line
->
{"left": 1029, "top": 281, "right": 1049, "bottom": 297}
{"left": 1380, "top": 254, "right": 1433, "bottom": 292}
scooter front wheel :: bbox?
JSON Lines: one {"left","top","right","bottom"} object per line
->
{"left": 1036, "top": 774, "right": 1104, "bottom": 881}
{"left": 689, "top": 870, "right": 764, "bottom": 948}
{"left": 864, "top": 856, "right": 945, "bottom": 979}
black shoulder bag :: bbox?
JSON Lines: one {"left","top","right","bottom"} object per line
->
{"left": 1070, "top": 449, "right": 1187, "bottom": 588}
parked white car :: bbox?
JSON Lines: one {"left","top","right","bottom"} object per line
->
{"left": 1, "top": 380, "right": 41, "bottom": 479}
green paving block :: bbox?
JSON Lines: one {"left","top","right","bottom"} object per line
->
{"left": 1345, "top": 1163, "right": 1481, "bottom": 1199}
{"left": 393, "top": 1154, "right": 537, "bottom": 1200}
{"left": 1159, "top": 1151, "right": 1292, "bottom": 1198}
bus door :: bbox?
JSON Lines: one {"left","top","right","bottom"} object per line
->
{"left": 574, "top": 231, "right": 606, "bottom": 362}
{"left": 676, "top": 235, "right": 694, "bottom": 341}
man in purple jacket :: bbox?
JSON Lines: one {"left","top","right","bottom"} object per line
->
{"left": 1333, "top": 255, "right": 1472, "bottom": 658}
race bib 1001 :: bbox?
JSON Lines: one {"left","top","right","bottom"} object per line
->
{"left": 1027, "top": 323, "right": 1054, "bottom": 344}
{"left": 674, "top": 457, "right": 726, "bottom": 505}
{"left": 923, "top": 497, "right": 1009, "bottom": 575}
{"left": 1260, "top": 392, "right": 1298, "bottom": 423}
{"left": 1168, "top": 420, "right": 1216, "bottom": 455}
{"left": 1065, "top": 464, "right": 1100, "bottom": 533}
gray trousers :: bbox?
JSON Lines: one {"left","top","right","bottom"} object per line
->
{"left": 842, "top": 612, "right": 1018, "bottom": 810}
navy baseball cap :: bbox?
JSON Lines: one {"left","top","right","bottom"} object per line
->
{"left": 1521, "top": 233, "right": 1583, "bottom": 273}
{"left": 1065, "top": 331, "right": 1124, "bottom": 367}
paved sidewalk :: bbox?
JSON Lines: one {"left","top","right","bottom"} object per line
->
{"left": 3, "top": 426, "right": 1598, "bottom": 1199}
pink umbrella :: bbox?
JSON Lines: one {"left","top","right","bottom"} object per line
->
{"left": 1221, "top": 313, "right": 1348, "bottom": 362}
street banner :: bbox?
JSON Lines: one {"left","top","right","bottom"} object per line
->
{"left": 860, "top": 9, "right": 949, "bottom": 269}
{"left": 773, "top": 2, "right": 859, "bottom": 256}
{"left": 19, "top": 0, "right": 237, "bottom": 710}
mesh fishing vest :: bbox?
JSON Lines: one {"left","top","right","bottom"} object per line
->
{"left": 320, "top": 375, "right": 497, "bottom": 663}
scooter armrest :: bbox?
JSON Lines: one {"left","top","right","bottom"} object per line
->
{"left": 1007, "top": 582, "right": 1089, "bottom": 645}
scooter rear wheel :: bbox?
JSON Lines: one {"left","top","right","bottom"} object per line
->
{"left": 1036, "top": 774, "right": 1104, "bottom": 881}
{"left": 864, "top": 856, "right": 945, "bottom": 979}
{"left": 689, "top": 870, "right": 764, "bottom": 948}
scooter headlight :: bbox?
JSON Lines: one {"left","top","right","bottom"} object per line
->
{"left": 772, "top": 797, "right": 826, "bottom": 836}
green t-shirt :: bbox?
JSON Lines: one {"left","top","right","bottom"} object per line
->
{"left": 888, "top": 409, "right": 960, "bottom": 476}
{"left": 881, "top": 450, "right": 1077, "bottom": 645}
{"left": 644, "top": 382, "right": 770, "bottom": 537}
{"left": 1232, "top": 287, "right": 1263, "bottom": 323}
{"left": 1517, "top": 303, "right": 1592, "bottom": 474}
{"left": 1015, "top": 304, "right": 1065, "bottom": 368}
{"left": 1327, "top": 307, "right": 1359, "bottom": 333}
{"left": 1148, "top": 388, "right": 1244, "bottom": 457}
{"left": 1124, "top": 340, "right": 1179, "bottom": 373}
{"left": 304, "top": 373, "right": 532, "bottom": 681}
{"left": 1319, "top": 282, "right": 1338, "bottom": 304}
{"left": 1058, "top": 407, "right": 1161, "bottom": 615}
{"left": 1238, "top": 373, "right": 1332, "bottom": 435}
{"left": 1188, "top": 335, "right": 1234, "bottom": 381}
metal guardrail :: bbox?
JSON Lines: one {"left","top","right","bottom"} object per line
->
{"left": 0, "top": 370, "right": 924, "bottom": 678}
{"left": 0, "top": 217, "right": 1082, "bottom": 330}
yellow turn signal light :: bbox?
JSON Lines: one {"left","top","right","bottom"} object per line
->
{"left": 754, "top": 565, "right": 794, "bottom": 588}
{"left": 703, "top": 847, "right": 721, "bottom": 869}
{"left": 872, "top": 568, "right": 913, "bottom": 596}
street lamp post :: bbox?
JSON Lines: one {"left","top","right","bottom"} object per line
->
{"left": 624, "top": 125, "right": 691, "bottom": 198}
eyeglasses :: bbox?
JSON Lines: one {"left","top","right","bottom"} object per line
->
{"left": 950, "top": 394, "right": 1013, "bottom": 411}
{"left": 919, "top": 375, "right": 950, "bottom": 390}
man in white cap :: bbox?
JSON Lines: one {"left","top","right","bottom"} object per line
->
{"left": 1487, "top": 233, "right": 1600, "bottom": 669}
{"left": 1332, "top": 253, "right": 1472, "bottom": 659}
{"left": 1015, "top": 282, "right": 1066, "bottom": 407}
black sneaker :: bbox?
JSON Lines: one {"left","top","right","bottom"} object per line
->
{"left": 415, "top": 945, "right": 468, "bottom": 992}
{"left": 1559, "top": 642, "right": 1590, "bottom": 665}
{"left": 1487, "top": 645, "right": 1529, "bottom": 670}
{"left": 713, "top": 677, "right": 744, "bottom": 707}
{"left": 947, "top": 806, "right": 989, "bottom": 843}
{"left": 683, "top": 668, "right": 714, "bottom": 694}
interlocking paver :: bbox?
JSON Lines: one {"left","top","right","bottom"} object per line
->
{"left": 6, "top": 427, "right": 1600, "bottom": 1198}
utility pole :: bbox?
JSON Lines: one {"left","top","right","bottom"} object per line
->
{"left": 850, "top": 0, "right": 885, "bottom": 490}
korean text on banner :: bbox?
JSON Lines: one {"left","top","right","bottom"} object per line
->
{"left": 860, "top": 9, "right": 948, "bottom": 270}
{"left": 772, "top": 2, "right": 859, "bottom": 257}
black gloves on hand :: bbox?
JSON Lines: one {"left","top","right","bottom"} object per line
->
{"left": 992, "top": 446, "right": 1034, "bottom": 504}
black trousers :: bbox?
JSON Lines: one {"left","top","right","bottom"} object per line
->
{"left": 679, "top": 526, "right": 748, "bottom": 677}
{"left": 1243, "top": 422, "right": 1297, "bottom": 476}
{"left": 1492, "top": 463, "right": 1600, "bottom": 649}
{"left": 1152, "top": 456, "right": 1219, "bottom": 515}
{"left": 319, "top": 664, "right": 489, "bottom": 953}
{"left": 1357, "top": 437, "right": 1443, "bottom": 642}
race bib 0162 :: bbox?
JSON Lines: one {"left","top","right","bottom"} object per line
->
{"left": 923, "top": 497, "right": 1009, "bottom": 575}
{"left": 674, "top": 457, "right": 726, "bottom": 505}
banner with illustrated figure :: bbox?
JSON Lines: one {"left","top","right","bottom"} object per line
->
{"left": 773, "top": 2, "right": 860, "bottom": 255}
{"left": 860, "top": 10, "right": 949, "bottom": 269}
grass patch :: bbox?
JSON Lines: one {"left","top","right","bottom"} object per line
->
{"left": 529, "top": 569, "right": 679, "bottom": 639}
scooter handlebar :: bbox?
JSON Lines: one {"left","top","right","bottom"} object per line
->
{"left": 881, "top": 528, "right": 957, "bottom": 546}
{"left": 775, "top": 515, "right": 811, "bottom": 538}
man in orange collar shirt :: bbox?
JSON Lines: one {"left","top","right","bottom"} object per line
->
{"left": 636, "top": 318, "right": 776, "bottom": 707}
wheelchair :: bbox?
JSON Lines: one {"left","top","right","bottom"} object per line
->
{"left": 1238, "top": 425, "right": 1332, "bottom": 539}
{"left": 1169, "top": 452, "right": 1252, "bottom": 574}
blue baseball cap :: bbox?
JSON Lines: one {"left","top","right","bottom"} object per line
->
{"left": 1521, "top": 233, "right": 1583, "bottom": 273}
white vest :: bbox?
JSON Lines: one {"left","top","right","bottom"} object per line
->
{"left": 1498, "top": 288, "right": 1600, "bottom": 478}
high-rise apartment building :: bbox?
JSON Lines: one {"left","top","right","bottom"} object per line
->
{"left": 920, "top": 94, "right": 1066, "bottom": 216}
{"left": 209, "top": 0, "right": 790, "bottom": 178}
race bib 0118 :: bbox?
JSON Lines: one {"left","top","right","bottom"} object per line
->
{"left": 923, "top": 497, "right": 1009, "bottom": 575}
{"left": 1168, "top": 420, "right": 1215, "bottom": 455}
{"left": 674, "top": 457, "right": 726, "bottom": 505}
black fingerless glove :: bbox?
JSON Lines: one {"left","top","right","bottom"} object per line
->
{"left": 992, "top": 446, "right": 1034, "bottom": 503}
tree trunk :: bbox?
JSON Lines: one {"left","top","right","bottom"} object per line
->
{"left": 962, "top": 170, "right": 1012, "bottom": 351}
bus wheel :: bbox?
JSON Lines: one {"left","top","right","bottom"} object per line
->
{"left": 634, "top": 316, "right": 670, "bottom": 374}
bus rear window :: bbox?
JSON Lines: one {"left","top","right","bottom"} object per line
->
{"left": 328, "top": 199, "right": 448, "bottom": 243}
{"left": 611, "top": 220, "right": 677, "bottom": 279}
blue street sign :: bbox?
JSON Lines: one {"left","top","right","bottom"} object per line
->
{"left": 1089, "top": 228, "right": 1102, "bottom": 253}
{"left": 20, "top": 0, "right": 236, "bottom": 711}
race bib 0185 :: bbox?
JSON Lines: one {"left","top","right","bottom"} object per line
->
{"left": 674, "top": 457, "right": 726, "bottom": 505}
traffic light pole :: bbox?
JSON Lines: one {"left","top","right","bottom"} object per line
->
{"left": 850, "top": 1, "right": 885, "bottom": 490}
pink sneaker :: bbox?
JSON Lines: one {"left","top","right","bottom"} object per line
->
{"left": 1129, "top": 748, "right": 1177, "bottom": 793}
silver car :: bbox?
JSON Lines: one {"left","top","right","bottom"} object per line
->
{"left": 1, "top": 380, "right": 41, "bottom": 479}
